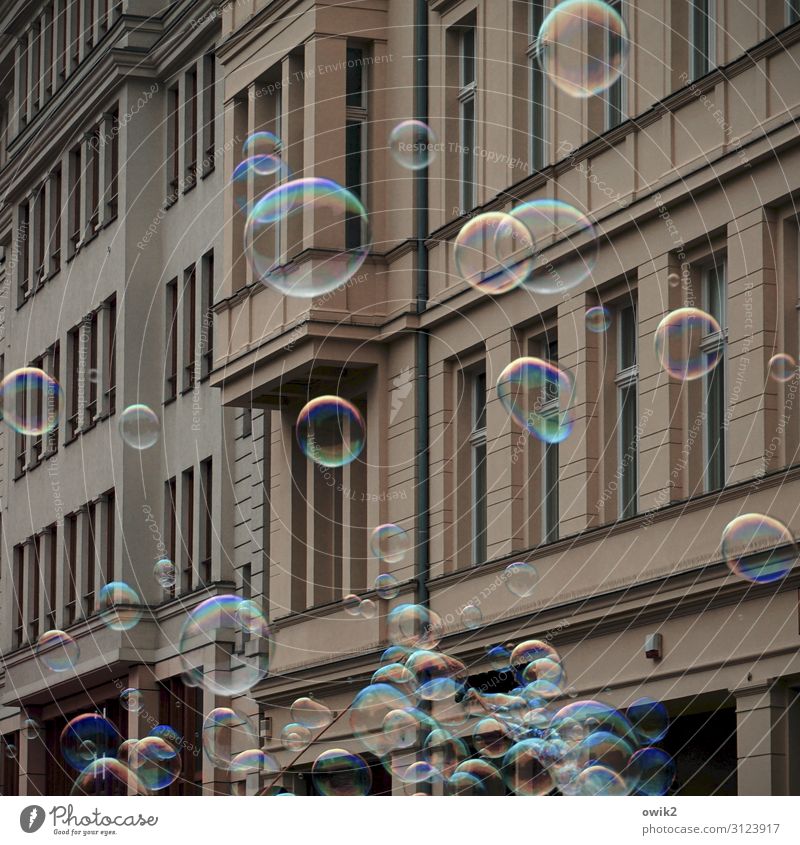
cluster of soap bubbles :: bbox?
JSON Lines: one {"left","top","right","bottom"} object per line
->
{"left": 245, "top": 624, "right": 676, "bottom": 797}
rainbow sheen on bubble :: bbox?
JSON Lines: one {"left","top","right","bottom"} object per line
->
{"left": 120, "top": 688, "right": 143, "bottom": 713}
{"left": 281, "top": 722, "right": 312, "bottom": 752}
{"left": 61, "top": 714, "right": 121, "bottom": 771}
{"left": 245, "top": 177, "right": 371, "bottom": 298}
{"left": 536, "top": 0, "right": 629, "bottom": 98}
{"left": 178, "top": 594, "right": 271, "bottom": 695}
{"left": 627, "top": 747, "right": 675, "bottom": 796}
{"left": 98, "top": 581, "right": 143, "bottom": 631}
{"left": 71, "top": 758, "right": 150, "bottom": 796}
{"left": 229, "top": 749, "right": 280, "bottom": 776}
{"left": 586, "top": 305, "right": 611, "bottom": 333}
{"left": 374, "top": 573, "right": 401, "bottom": 600}
{"left": 312, "top": 748, "right": 372, "bottom": 796}
{"left": 504, "top": 561, "right": 540, "bottom": 598}
{"left": 460, "top": 604, "right": 483, "bottom": 630}
{"left": 654, "top": 308, "right": 722, "bottom": 381}
{"left": 154, "top": 558, "right": 176, "bottom": 589}
{"left": 389, "top": 120, "right": 438, "bottom": 171}
{"left": 231, "top": 155, "right": 293, "bottom": 212}
{"left": 487, "top": 645, "right": 512, "bottom": 671}
{"left": 768, "top": 353, "right": 796, "bottom": 383}
{"left": 575, "top": 764, "right": 628, "bottom": 796}
{"left": 454, "top": 211, "right": 536, "bottom": 295}
{"left": 507, "top": 200, "right": 598, "bottom": 294}
{"left": 473, "top": 717, "right": 514, "bottom": 759}
{"left": 36, "top": 629, "right": 79, "bottom": 672}
{"left": 291, "top": 696, "right": 333, "bottom": 729}
{"left": 422, "top": 729, "right": 469, "bottom": 779}
{"left": 626, "top": 697, "right": 669, "bottom": 743}
{"left": 501, "top": 738, "right": 555, "bottom": 795}
{"left": 296, "top": 396, "right": 365, "bottom": 468}
{"left": 370, "top": 524, "right": 410, "bottom": 564}
{"left": 202, "top": 708, "right": 258, "bottom": 768}
{"left": 349, "top": 683, "right": 412, "bottom": 756}
{"left": 497, "top": 357, "right": 575, "bottom": 444}
{"left": 129, "top": 736, "right": 181, "bottom": 791}
{"left": 721, "top": 513, "right": 797, "bottom": 583}
{"left": 242, "top": 132, "right": 281, "bottom": 167}
{"left": 343, "top": 593, "right": 361, "bottom": 615}
{"left": 372, "top": 663, "right": 417, "bottom": 698}
{"left": 358, "top": 598, "right": 377, "bottom": 619}
{"left": 406, "top": 650, "right": 467, "bottom": 701}
{"left": 386, "top": 604, "right": 444, "bottom": 650}
{"left": 0, "top": 367, "right": 63, "bottom": 436}
{"left": 118, "top": 404, "right": 160, "bottom": 450}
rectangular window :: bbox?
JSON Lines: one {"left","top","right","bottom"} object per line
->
{"left": 68, "top": 144, "right": 81, "bottom": 254}
{"left": 528, "top": 1, "right": 548, "bottom": 170}
{"left": 86, "top": 311, "right": 98, "bottom": 420}
{"left": 107, "top": 109, "right": 119, "bottom": 220}
{"left": 57, "top": 2, "right": 67, "bottom": 77}
{"left": 13, "top": 545, "right": 24, "bottom": 647}
{"left": 790, "top": 1, "right": 800, "bottom": 25}
{"left": 20, "top": 32, "right": 29, "bottom": 127}
{"left": 181, "top": 467, "right": 194, "bottom": 593}
{"left": 89, "top": 127, "right": 100, "bottom": 232}
{"left": 14, "top": 377, "right": 27, "bottom": 476}
{"left": 345, "top": 45, "right": 368, "bottom": 251}
{"left": 49, "top": 340, "right": 61, "bottom": 452}
{"left": 17, "top": 200, "right": 30, "bottom": 299}
{"left": 50, "top": 165, "right": 62, "bottom": 274}
{"left": 30, "top": 537, "right": 41, "bottom": 641}
{"left": 47, "top": 523, "right": 57, "bottom": 629}
{"left": 84, "top": 0, "right": 95, "bottom": 50}
{"left": 459, "top": 25, "right": 477, "bottom": 212}
{"left": 471, "top": 369, "right": 488, "bottom": 565}
{"left": 167, "top": 84, "right": 180, "bottom": 199}
{"left": 34, "top": 185, "right": 46, "bottom": 282}
{"left": 106, "top": 295, "right": 116, "bottom": 413}
{"left": 165, "top": 278, "right": 178, "bottom": 399}
{"left": 703, "top": 261, "right": 726, "bottom": 491}
{"left": 31, "top": 355, "right": 45, "bottom": 461}
{"left": 690, "top": 0, "right": 714, "bottom": 80}
{"left": 200, "top": 458, "right": 213, "bottom": 584}
{"left": 200, "top": 251, "right": 214, "bottom": 377}
{"left": 31, "top": 21, "right": 40, "bottom": 112}
{"left": 67, "top": 325, "right": 80, "bottom": 438}
{"left": 543, "top": 340, "right": 559, "bottom": 542}
{"left": 43, "top": 4, "right": 54, "bottom": 97}
{"left": 184, "top": 66, "right": 198, "bottom": 187}
{"left": 605, "top": 0, "right": 625, "bottom": 128}
{"left": 202, "top": 53, "right": 216, "bottom": 166}
{"left": 85, "top": 500, "right": 97, "bottom": 613}
{"left": 183, "top": 264, "right": 196, "bottom": 390}
{"left": 105, "top": 490, "right": 115, "bottom": 583}
{"left": 617, "top": 303, "right": 638, "bottom": 518}
{"left": 65, "top": 513, "right": 78, "bottom": 624}
{"left": 165, "top": 477, "right": 177, "bottom": 598}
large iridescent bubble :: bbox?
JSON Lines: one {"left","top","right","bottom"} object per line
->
{"left": 653, "top": 308, "right": 722, "bottom": 381}
{"left": 36, "top": 630, "right": 79, "bottom": 672}
{"left": 386, "top": 604, "right": 445, "bottom": 650}
{"left": 349, "top": 683, "right": 412, "bottom": 756}
{"left": 497, "top": 357, "right": 575, "bottom": 444}
{"left": 291, "top": 696, "right": 333, "bottom": 729}
{"left": 61, "top": 714, "right": 121, "bottom": 771}
{"left": 0, "top": 367, "right": 63, "bottom": 436}
{"left": 721, "top": 513, "right": 797, "bottom": 583}
{"left": 296, "top": 396, "right": 365, "bottom": 468}
{"left": 202, "top": 708, "right": 258, "bottom": 769}
{"left": 129, "top": 736, "right": 182, "bottom": 791}
{"left": 71, "top": 759, "right": 149, "bottom": 796}
{"left": 312, "top": 748, "right": 372, "bottom": 796}
{"left": 98, "top": 581, "right": 143, "bottom": 631}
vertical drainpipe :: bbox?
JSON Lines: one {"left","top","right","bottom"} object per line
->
{"left": 414, "top": 0, "right": 430, "bottom": 610}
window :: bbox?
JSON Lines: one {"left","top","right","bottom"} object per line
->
{"left": 345, "top": 46, "right": 368, "bottom": 250}
{"left": 85, "top": 500, "right": 97, "bottom": 613}
{"left": 167, "top": 84, "right": 180, "bottom": 198}
{"left": 86, "top": 311, "right": 98, "bottom": 420}
{"left": 17, "top": 200, "right": 30, "bottom": 299}
{"left": 89, "top": 127, "right": 101, "bottom": 233}
{"left": 106, "top": 295, "right": 116, "bottom": 413}
{"left": 181, "top": 468, "right": 194, "bottom": 593}
{"left": 68, "top": 144, "right": 81, "bottom": 255}
{"left": 528, "top": 1, "right": 548, "bottom": 170}
{"left": 13, "top": 545, "right": 24, "bottom": 647}
{"left": 459, "top": 25, "right": 477, "bottom": 212}
{"left": 200, "top": 251, "right": 214, "bottom": 377}
{"left": 165, "top": 278, "right": 178, "bottom": 399}
{"left": 49, "top": 165, "right": 62, "bottom": 274}
{"left": 31, "top": 21, "right": 40, "bottom": 112}
{"left": 470, "top": 369, "right": 488, "bottom": 565}
{"left": 67, "top": 324, "right": 80, "bottom": 438}
{"left": 31, "top": 354, "right": 45, "bottom": 462}
{"left": 703, "top": 261, "right": 726, "bottom": 491}
{"left": 34, "top": 185, "right": 46, "bottom": 283}
{"left": 165, "top": 477, "right": 177, "bottom": 597}
{"left": 30, "top": 537, "right": 41, "bottom": 641}
{"left": 57, "top": 2, "right": 67, "bottom": 78}
{"left": 617, "top": 303, "right": 638, "bottom": 518}
{"left": 105, "top": 490, "right": 115, "bottom": 583}
{"left": 690, "top": 0, "right": 714, "bottom": 81}
{"left": 48, "top": 341, "right": 61, "bottom": 453}
{"left": 790, "top": 1, "right": 800, "bottom": 25}
{"left": 43, "top": 4, "right": 54, "bottom": 98}
{"left": 46, "top": 524, "right": 57, "bottom": 629}
{"left": 84, "top": 0, "right": 94, "bottom": 50}
{"left": 107, "top": 110, "right": 119, "bottom": 219}
{"left": 69, "top": 0, "right": 80, "bottom": 66}
{"left": 65, "top": 513, "right": 78, "bottom": 624}
{"left": 183, "top": 265, "right": 196, "bottom": 390}
{"left": 202, "top": 53, "right": 216, "bottom": 167}
{"left": 605, "top": 0, "right": 625, "bottom": 129}
{"left": 19, "top": 33, "right": 29, "bottom": 127}
{"left": 14, "top": 380, "right": 27, "bottom": 476}
{"left": 200, "top": 458, "right": 213, "bottom": 584}
{"left": 543, "top": 340, "right": 559, "bottom": 542}
{"left": 184, "top": 66, "right": 198, "bottom": 187}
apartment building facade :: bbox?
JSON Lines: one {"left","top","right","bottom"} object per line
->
{"left": 0, "top": 0, "right": 267, "bottom": 796}
{"left": 207, "top": 0, "right": 800, "bottom": 796}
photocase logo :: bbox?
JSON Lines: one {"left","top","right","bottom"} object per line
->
{"left": 390, "top": 366, "right": 414, "bottom": 423}
{"left": 20, "top": 806, "right": 45, "bottom": 833}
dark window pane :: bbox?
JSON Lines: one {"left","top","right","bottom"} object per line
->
{"left": 346, "top": 47, "right": 364, "bottom": 107}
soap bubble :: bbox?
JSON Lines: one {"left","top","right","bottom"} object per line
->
{"left": 98, "top": 581, "right": 143, "bottom": 631}
{"left": 501, "top": 738, "right": 555, "bottom": 795}
{"left": 312, "top": 748, "right": 372, "bottom": 796}
{"left": 370, "top": 524, "right": 411, "bottom": 564}
{"left": 120, "top": 688, "right": 143, "bottom": 713}
{"left": 386, "top": 604, "right": 444, "bottom": 650}
{"left": 118, "top": 404, "right": 160, "bottom": 450}
{"left": 627, "top": 747, "right": 675, "bottom": 796}
{"left": 202, "top": 708, "right": 258, "bottom": 768}
{"left": 0, "top": 367, "right": 62, "bottom": 436}
{"left": 296, "top": 396, "right": 365, "bottom": 468}
{"left": 389, "top": 120, "right": 438, "bottom": 171}
{"left": 768, "top": 353, "right": 796, "bottom": 383}
{"left": 460, "top": 604, "right": 483, "bottom": 629}
{"left": 721, "top": 513, "right": 797, "bottom": 583}
{"left": 61, "top": 714, "right": 121, "bottom": 771}
{"left": 586, "top": 305, "right": 611, "bottom": 333}
{"left": 71, "top": 758, "right": 149, "bottom": 796}
{"left": 291, "top": 697, "right": 333, "bottom": 729}
{"left": 653, "top": 308, "right": 722, "bottom": 381}
{"left": 229, "top": 749, "right": 280, "bottom": 776}
{"left": 626, "top": 697, "right": 669, "bottom": 743}
{"left": 129, "top": 736, "right": 181, "bottom": 791}
{"left": 281, "top": 722, "right": 312, "bottom": 752}
{"left": 23, "top": 718, "right": 42, "bottom": 740}
{"left": 374, "top": 573, "right": 401, "bottom": 600}
{"left": 242, "top": 132, "right": 281, "bottom": 167}
{"left": 359, "top": 598, "right": 377, "bottom": 619}
{"left": 154, "top": 559, "right": 176, "bottom": 589}
{"left": 504, "top": 561, "right": 540, "bottom": 598}
{"left": 343, "top": 593, "right": 361, "bottom": 616}
{"left": 36, "top": 630, "right": 79, "bottom": 672}
{"left": 349, "top": 683, "right": 412, "bottom": 756}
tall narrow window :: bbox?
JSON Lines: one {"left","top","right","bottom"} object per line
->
{"left": 86, "top": 311, "right": 98, "bottom": 421}
{"left": 345, "top": 45, "right": 367, "bottom": 250}
{"left": 85, "top": 500, "right": 97, "bottom": 613}
{"left": 202, "top": 53, "right": 216, "bottom": 168}
{"left": 105, "top": 490, "right": 115, "bottom": 583}
{"left": 43, "top": 4, "right": 54, "bottom": 98}
{"left": 32, "top": 355, "right": 45, "bottom": 461}
{"left": 470, "top": 369, "right": 488, "bottom": 565}
{"left": 184, "top": 66, "right": 198, "bottom": 187}
{"left": 690, "top": 0, "right": 714, "bottom": 80}
{"left": 49, "top": 341, "right": 60, "bottom": 452}
{"left": 183, "top": 264, "right": 196, "bottom": 390}
{"left": 543, "top": 340, "right": 560, "bottom": 542}
{"left": 200, "top": 458, "right": 213, "bottom": 584}
{"left": 165, "top": 477, "right": 177, "bottom": 597}
{"left": 790, "top": 1, "right": 800, "bottom": 25}
{"left": 84, "top": 0, "right": 95, "bottom": 50}
{"left": 165, "top": 278, "right": 178, "bottom": 399}
{"left": 89, "top": 127, "right": 100, "bottom": 232}
{"left": 459, "top": 25, "right": 477, "bottom": 212}
{"left": 167, "top": 84, "right": 180, "bottom": 199}
{"left": 31, "top": 21, "right": 41, "bottom": 112}
{"left": 182, "top": 468, "right": 194, "bottom": 593}
{"left": 200, "top": 251, "right": 214, "bottom": 377}
{"left": 30, "top": 538, "right": 41, "bottom": 642}
{"left": 68, "top": 144, "right": 81, "bottom": 254}
{"left": 20, "top": 33, "right": 29, "bottom": 127}
{"left": 106, "top": 295, "right": 116, "bottom": 413}
{"left": 13, "top": 546, "right": 24, "bottom": 647}
{"left": 605, "top": 1, "right": 625, "bottom": 129}
{"left": 67, "top": 325, "right": 80, "bottom": 437}
{"left": 65, "top": 512, "right": 78, "bottom": 624}
{"left": 703, "top": 261, "right": 726, "bottom": 491}
{"left": 49, "top": 166, "right": 62, "bottom": 274}
{"left": 17, "top": 200, "right": 30, "bottom": 299}
{"left": 617, "top": 303, "right": 638, "bottom": 518}
{"left": 47, "top": 524, "right": 57, "bottom": 629}
{"left": 34, "top": 186, "right": 46, "bottom": 282}
{"left": 107, "top": 109, "right": 119, "bottom": 220}
{"left": 57, "top": 2, "right": 67, "bottom": 78}
{"left": 528, "top": 1, "right": 548, "bottom": 170}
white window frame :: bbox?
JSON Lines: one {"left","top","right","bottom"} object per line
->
{"left": 689, "top": 0, "right": 716, "bottom": 81}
